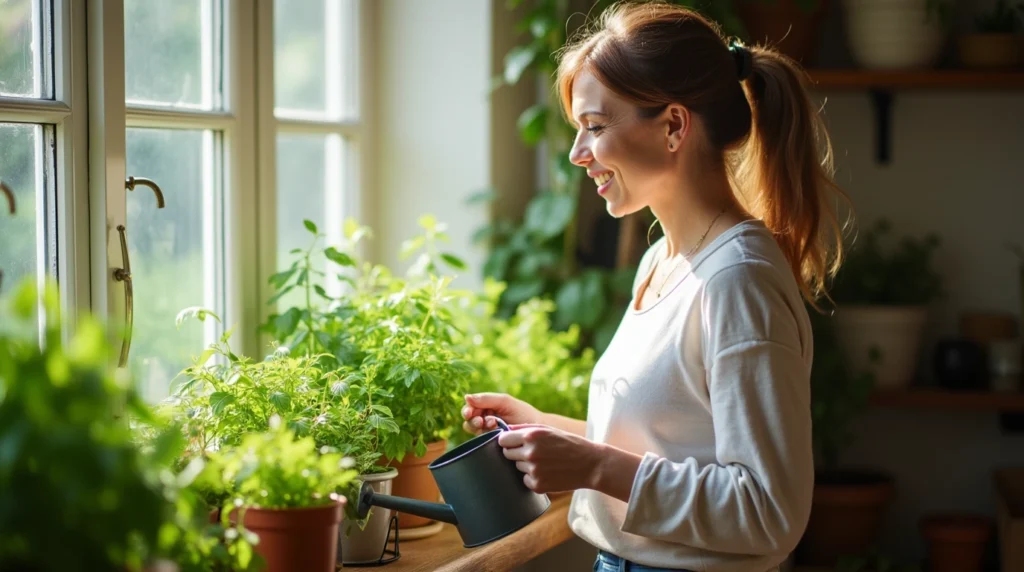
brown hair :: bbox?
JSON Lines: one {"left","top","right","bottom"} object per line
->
{"left": 556, "top": 1, "right": 851, "bottom": 306}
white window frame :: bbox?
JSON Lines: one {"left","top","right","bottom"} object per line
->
{"left": 1, "top": 0, "right": 372, "bottom": 363}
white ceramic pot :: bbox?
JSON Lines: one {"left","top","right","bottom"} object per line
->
{"left": 843, "top": 0, "right": 946, "bottom": 69}
{"left": 338, "top": 468, "right": 399, "bottom": 566}
{"left": 833, "top": 305, "right": 929, "bottom": 389}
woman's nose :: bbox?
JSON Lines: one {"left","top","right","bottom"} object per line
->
{"left": 569, "top": 139, "right": 592, "bottom": 167}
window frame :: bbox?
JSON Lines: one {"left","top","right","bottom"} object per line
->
{"left": 0, "top": 0, "right": 372, "bottom": 366}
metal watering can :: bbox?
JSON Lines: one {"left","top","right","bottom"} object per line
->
{"left": 356, "top": 418, "right": 551, "bottom": 548}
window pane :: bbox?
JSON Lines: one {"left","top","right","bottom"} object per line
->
{"left": 0, "top": 0, "right": 47, "bottom": 98}
{"left": 276, "top": 132, "right": 346, "bottom": 306}
{"left": 124, "top": 0, "right": 219, "bottom": 109}
{"left": 0, "top": 123, "right": 41, "bottom": 291}
{"left": 274, "top": 0, "right": 357, "bottom": 120}
{"left": 126, "top": 128, "right": 218, "bottom": 402}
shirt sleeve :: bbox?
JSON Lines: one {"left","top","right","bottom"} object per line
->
{"left": 619, "top": 261, "right": 814, "bottom": 556}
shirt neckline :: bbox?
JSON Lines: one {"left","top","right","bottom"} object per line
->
{"left": 629, "top": 218, "right": 765, "bottom": 315}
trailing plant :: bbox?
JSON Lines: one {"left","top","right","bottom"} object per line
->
{"left": 0, "top": 278, "right": 257, "bottom": 572}
{"left": 198, "top": 419, "right": 359, "bottom": 512}
{"left": 828, "top": 219, "right": 943, "bottom": 306}
{"left": 262, "top": 216, "right": 474, "bottom": 462}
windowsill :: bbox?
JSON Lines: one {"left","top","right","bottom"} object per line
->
{"left": 379, "top": 492, "right": 574, "bottom": 571}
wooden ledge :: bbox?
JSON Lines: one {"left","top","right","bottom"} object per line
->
{"left": 383, "top": 493, "right": 575, "bottom": 572}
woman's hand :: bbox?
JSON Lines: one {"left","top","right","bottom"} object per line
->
{"left": 461, "top": 393, "right": 541, "bottom": 435}
{"left": 496, "top": 424, "right": 602, "bottom": 494}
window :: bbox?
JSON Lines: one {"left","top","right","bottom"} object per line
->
{"left": 266, "top": 0, "right": 363, "bottom": 310}
{"left": 0, "top": 0, "right": 369, "bottom": 402}
{"left": 123, "top": 0, "right": 227, "bottom": 402}
{"left": 0, "top": 0, "right": 76, "bottom": 336}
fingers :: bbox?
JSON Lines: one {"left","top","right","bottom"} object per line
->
{"left": 465, "top": 392, "right": 510, "bottom": 411}
{"left": 497, "top": 430, "right": 526, "bottom": 449}
{"left": 515, "top": 461, "right": 533, "bottom": 474}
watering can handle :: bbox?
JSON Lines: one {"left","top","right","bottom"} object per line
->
{"left": 490, "top": 416, "right": 510, "bottom": 431}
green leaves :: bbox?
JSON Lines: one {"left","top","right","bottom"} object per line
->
{"left": 209, "top": 392, "right": 236, "bottom": 415}
{"left": 517, "top": 104, "right": 548, "bottom": 146}
{"left": 274, "top": 307, "right": 303, "bottom": 338}
{"left": 554, "top": 270, "right": 607, "bottom": 330}
{"left": 503, "top": 43, "right": 540, "bottom": 85}
{"left": 524, "top": 192, "right": 575, "bottom": 240}
{"left": 324, "top": 247, "right": 356, "bottom": 267}
{"left": 304, "top": 219, "right": 318, "bottom": 234}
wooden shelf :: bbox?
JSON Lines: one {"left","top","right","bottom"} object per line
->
{"left": 870, "top": 389, "right": 1024, "bottom": 412}
{"left": 381, "top": 493, "right": 574, "bottom": 572}
{"left": 808, "top": 69, "right": 1024, "bottom": 90}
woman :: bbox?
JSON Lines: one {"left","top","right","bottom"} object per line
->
{"left": 463, "top": 2, "right": 849, "bottom": 571}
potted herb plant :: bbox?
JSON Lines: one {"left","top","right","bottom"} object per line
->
{"left": 796, "top": 307, "right": 896, "bottom": 567}
{"left": 202, "top": 420, "right": 358, "bottom": 572}
{"left": 264, "top": 216, "right": 474, "bottom": 536}
{"left": 829, "top": 219, "right": 943, "bottom": 389}
{"left": 958, "top": 0, "right": 1024, "bottom": 69}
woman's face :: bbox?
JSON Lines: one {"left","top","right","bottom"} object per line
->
{"left": 568, "top": 68, "right": 682, "bottom": 218}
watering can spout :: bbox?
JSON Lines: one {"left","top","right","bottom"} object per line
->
{"left": 357, "top": 481, "right": 458, "bottom": 525}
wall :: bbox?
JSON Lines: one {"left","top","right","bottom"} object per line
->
{"left": 370, "top": 0, "right": 492, "bottom": 289}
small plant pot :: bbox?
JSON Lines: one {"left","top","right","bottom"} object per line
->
{"left": 920, "top": 513, "right": 994, "bottom": 572}
{"left": 796, "top": 469, "right": 895, "bottom": 566}
{"left": 736, "top": 0, "right": 828, "bottom": 65}
{"left": 233, "top": 499, "right": 344, "bottom": 572}
{"left": 834, "top": 305, "right": 929, "bottom": 389}
{"left": 339, "top": 468, "right": 399, "bottom": 565}
{"left": 843, "top": 0, "right": 947, "bottom": 70}
{"left": 958, "top": 33, "right": 1023, "bottom": 69}
{"left": 387, "top": 440, "right": 448, "bottom": 531}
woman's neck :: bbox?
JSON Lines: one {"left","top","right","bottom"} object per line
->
{"left": 649, "top": 160, "right": 748, "bottom": 259}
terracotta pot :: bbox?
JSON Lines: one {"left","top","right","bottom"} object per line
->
{"left": 386, "top": 440, "right": 448, "bottom": 530}
{"left": 737, "top": 0, "right": 827, "bottom": 65}
{"left": 796, "top": 470, "right": 894, "bottom": 566}
{"left": 233, "top": 499, "right": 344, "bottom": 572}
{"left": 921, "top": 514, "right": 993, "bottom": 572}
{"left": 958, "top": 34, "right": 1022, "bottom": 69}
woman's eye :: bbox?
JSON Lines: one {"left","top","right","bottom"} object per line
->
{"left": 586, "top": 125, "right": 605, "bottom": 134}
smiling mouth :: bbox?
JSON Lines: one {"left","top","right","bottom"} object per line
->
{"left": 594, "top": 172, "right": 613, "bottom": 186}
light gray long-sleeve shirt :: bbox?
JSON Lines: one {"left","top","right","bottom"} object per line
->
{"left": 568, "top": 219, "right": 814, "bottom": 571}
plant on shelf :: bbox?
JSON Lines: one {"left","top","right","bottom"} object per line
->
{"left": 200, "top": 420, "right": 358, "bottom": 572}
{"left": 828, "top": 218, "right": 943, "bottom": 390}
{"left": 959, "top": 0, "right": 1024, "bottom": 68}
{"left": 0, "top": 278, "right": 257, "bottom": 572}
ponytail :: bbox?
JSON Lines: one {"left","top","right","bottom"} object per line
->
{"left": 729, "top": 48, "right": 851, "bottom": 307}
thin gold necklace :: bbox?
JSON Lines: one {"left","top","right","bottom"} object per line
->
{"left": 652, "top": 208, "right": 727, "bottom": 298}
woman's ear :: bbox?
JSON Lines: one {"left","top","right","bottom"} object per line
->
{"left": 664, "top": 104, "right": 689, "bottom": 152}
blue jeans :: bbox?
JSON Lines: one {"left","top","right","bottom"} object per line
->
{"left": 593, "top": 550, "right": 695, "bottom": 572}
